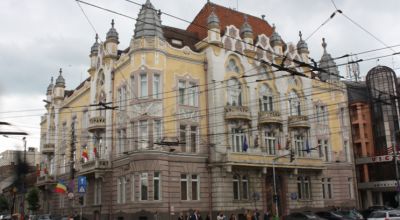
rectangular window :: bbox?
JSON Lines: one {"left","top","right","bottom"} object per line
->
{"left": 154, "top": 172, "right": 160, "bottom": 201}
{"left": 190, "top": 126, "right": 197, "bottom": 153}
{"left": 131, "top": 76, "right": 135, "bottom": 98}
{"left": 140, "top": 173, "right": 148, "bottom": 201}
{"left": 180, "top": 125, "right": 187, "bottom": 152}
{"left": 140, "top": 74, "right": 148, "bottom": 98}
{"left": 153, "top": 74, "right": 161, "bottom": 99}
{"left": 191, "top": 174, "right": 199, "bottom": 200}
{"left": 318, "top": 140, "right": 323, "bottom": 158}
{"left": 231, "top": 128, "right": 245, "bottom": 152}
{"left": 242, "top": 176, "right": 249, "bottom": 200}
{"left": 131, "top": 174, "right": 135, "bottom": 201}
{"left": 130, "top": 122, "right": 135, "bottom": 151}
{"left": 82, "top": 111, "right": 88, "bottom": 130}
{"left": 233, "top": 176, "right": 240, "bottom": 200}
{"left": 344, "top": 140, "right": 350, "bottom": 162}
{"left": 117, "top": 129, "right": 126, "bottom": 155}
{"left": 298, "top": 177, "right": 311, "bottom": 200}
{"left": 295, "top": 135, "right": 305, "bottom": 157}
{"left": 348, "top": 177, "right": 354, "bottom": 199}
{"left": 322, "top": 178, "right": 332, "bottom": 199}
{"left": 139, "top": 121, "right": 148, "bottom": 150}
{"left": 188, "top": 82, "right": 197, "bottom": 106}
{"left": 180, "top": 174, "right": 188, "bottom": 200}
{"left": 265, "top": 131, "right": 276, "bottom": 155}
{"left": 262, "top": 96, "right": 273, "bottom": 111}
{"left": 324, "top": 140, "right": 330, "bottom": 161}
{"left": 178, "top": 81, "right": 186, "bottom": 105}
{"left": 117, "top": 177, "right": 121, "bottom": 204}
{"left": 117, "top": 177, "right": 126, "bottom": 204}
{"left": 154, "top": 120, "right": 162, "bottom": 143}
{"left": 94, "top": 179, "right": 102, "bottom": 205}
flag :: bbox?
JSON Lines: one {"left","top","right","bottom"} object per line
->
{"left": 55, "top": 180, "right": 67, "bottom": 194}
{"left": 305, "top": 140, "right": 311, "bottom": 154}
{"left": 277, "top": 139, "right": 282, "bottom": 150}
{"left": 67, "top": 179, "right": 75, "bottom": 193}
{"left": 44, "top": 165, "right": 48, "bottom": 174}
{"left": 36, "top": 164, "right": 40, "bottom": 177}
{"left": 82, "top": 149, "right": 88, "bottom": 160}
{"left": 93, "top": 147, "right": 98, "bottom": 157}
{"left": 242, "top": 136, "right": 248, "bottom": 152}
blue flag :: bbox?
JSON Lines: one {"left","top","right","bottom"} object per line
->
{"left": 242, "top": 136, "right": 249, "bottom": 152}
{"left": 305, "top": 140, "right": 311, "bottom": 154}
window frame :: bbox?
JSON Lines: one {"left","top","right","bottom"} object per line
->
{"left": 154, "top": 172, "right": 161, "bottom": 201}
{"left": 153, "top": 74, "right": 161, "bottom": 99}
{"left": 140, "top": 73, "right": 148, "bottom": 98}
{"left": 140, "top": 172, "right": 148, "bottom": 201}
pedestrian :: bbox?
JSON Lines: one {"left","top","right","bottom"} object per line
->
{"left": 245, "top": 210, "right": 252, "bottom": 220}
{"left": 217, "top": 213, "right": 224, "bottom": 220}
{"left": 154, "top": 211, "right": 159, "bottom": 220}
{"left": 179, "top": 212, "right": 185, "bottom": 220}
{"left": 263, "top": 210, "right": 270, "bottom": 220}
{"left": 229, "top": 214, "right": 236, "bottom": 220}
{"left": 206, "top": 214, "right": 211, "bottom": 220}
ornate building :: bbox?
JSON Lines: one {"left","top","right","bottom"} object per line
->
{"left": 38, "top": 1, "right": 356, "bottom": 219}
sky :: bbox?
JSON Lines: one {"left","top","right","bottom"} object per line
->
{"left": 0, "top": 0, "right": 399, "bottom": 151}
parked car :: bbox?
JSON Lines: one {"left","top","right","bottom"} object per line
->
{"left": 367, "top": 210, "right": 400, "bottom": 220}
{"left": 38, "top": 214, "right": 53, "bottom": 220}
{"left": 334, "top": 210, "right": 363, "bottom": 220}
{"left": 316, "top": 211, "right": 350, "bottom": 220}
{"left": 362, "top": 206, "right": 393, "bottom": 218}
{"left": 285, "top": 211, "right": 326, "bottom": 220}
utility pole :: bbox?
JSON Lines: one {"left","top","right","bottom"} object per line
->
{"left": 69, "top": 121, "right": 76, "bottom": 216}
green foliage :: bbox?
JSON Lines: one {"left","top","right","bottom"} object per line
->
{"left": 0, "top": 195, "right": 9, "bottom": 212}
{"left": 26, "top": 188, "right": 40, "bottom": 212}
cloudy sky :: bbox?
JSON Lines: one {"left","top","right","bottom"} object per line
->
{"left": 0, "top": 0, "right": 399, "bottom": 151}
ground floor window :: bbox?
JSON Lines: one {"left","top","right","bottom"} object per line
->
{"left": 297, "top": 176, "right": 311, "bottom": 200}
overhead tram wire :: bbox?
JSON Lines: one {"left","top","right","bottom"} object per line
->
{"left": 330, "top": 0, "right": 400, "bottom": 59}
{"left": 304, "top": 9, "right": 341, "bottom": 41}
{"left": 74, "top": 0, "right": 400, "bottom": 101}
{"left": 31, "top": 93, "right": 373, "bottom": 143}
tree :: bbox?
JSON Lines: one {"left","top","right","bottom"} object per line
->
{"left": 0, "top": 195, "right": 9, "bottom": 212}
{"left": 26, "top": 188, "right": 40, "bottom": 213}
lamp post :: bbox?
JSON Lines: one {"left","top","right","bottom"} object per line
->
{"left": 272, "top": 160, "right": 278, "bottom": 218}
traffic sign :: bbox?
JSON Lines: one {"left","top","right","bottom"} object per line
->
{"left": 78, "top": 176, "right": 87, "bottom": 187}
{"left": 78, "top": 186, "right": 86, "bottom": 193}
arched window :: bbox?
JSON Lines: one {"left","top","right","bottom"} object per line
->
{"left": 259, "top": 84, "right": 273, "bottom": 111}
{"left": 226, "top": 58, "right": 240, "bottom": 73}
{"left": 227, "top": 78, "right": 242, "bottom": 106}
{"left": 289, "top": 91, "right": 301, "bottom": 116}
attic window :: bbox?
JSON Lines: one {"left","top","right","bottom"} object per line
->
{"left": 171, "top": 39, "right": 183, "bottom": 46}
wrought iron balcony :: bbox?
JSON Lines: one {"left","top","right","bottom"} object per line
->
{"left": 288, "top": 115, "right": 309, "bottom": 128}
{"left": 88, "top": 116, "right": 106, "bottom": 133}
{"left": 37, "top": 175, "right": 55, "bottom": 186}
{"left": 224, "top": 105, "right": 251, "bottom": 120}
{"left": 79, "top": 158, "right": 109, "bottom": 177}
{"left": 258, "top": 111, "right": 282, "bottom": 125}
{"left": 42, "top": 143, "right": 55, "bottom": 154}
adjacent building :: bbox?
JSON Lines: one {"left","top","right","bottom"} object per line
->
{"left": 38, "top": 1, "right": 357, "bottom": 219}
{"left": 347, "top": 66, "right": 400, "bottom": 208}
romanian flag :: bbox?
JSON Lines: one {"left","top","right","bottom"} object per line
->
{"left": 55, "top": 181, "right": 67, "bottom": 194}
{"left": 82, "top": 149, "right": 88, "bottom": 160}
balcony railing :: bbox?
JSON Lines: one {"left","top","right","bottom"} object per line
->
{"left": 37, "top": 175, "right": 55, "bottom": 186}
{"left": 288, "top": 115, "right": 309, "bottom": 128}
{"left": 79, "top": 158, "right": 109, "bottom": 175}
{"left": 88, "top": 116, "right": 106, "bottom": 133}
{"left": 224, "top": 105, "right": 251, "bottom": 120}
{"left": 258, "top": 111, "right": 282, "bottom": 125}
{"left": 42, "top": 143, "right": 55, "bottom": 154}
{"left": 224, "top": 151, "right": 324, "bottom": 169}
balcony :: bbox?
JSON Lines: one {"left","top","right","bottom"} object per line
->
{"left": 88, "top": 116, "right": 106, "bottom": 133}
{"left": 79, "top": 159, "right": 110, "bottom": 178}
{"left": 42, "top": 143, "right": 55, "bottom": 154}
{"left": 224, "top": 151, "right": 324, "bottom": 170}
{"left": 37, "top": 175, "right": 55, "bottom": 186}
{"left": 224, "top": 105, "right": 251, "bottom": 120}
{"left": 258, "top": 111, "right": 282, "bottom": 125}
{"left": 288, "top": 115, "right": 309, "bottom": 128}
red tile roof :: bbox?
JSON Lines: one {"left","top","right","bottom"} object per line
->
{"left": 186, "top": 2, "right": 273, "bottom": 40}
